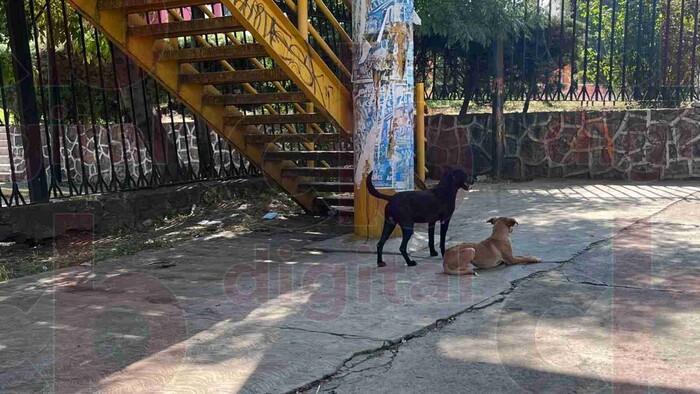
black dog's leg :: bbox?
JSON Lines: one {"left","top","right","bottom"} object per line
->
{"left": 440, "top": 218, "right": 451, "bottom": 256}
{"left": 428, "top": 222, "right": 438, "bottom": 257}
{"left": 399, "top": 225, "right": 417, "bottom": 267}
{"left": 376, "top": 219, "right": 396, "bottom": 268}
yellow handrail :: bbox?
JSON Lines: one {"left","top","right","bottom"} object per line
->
{"left": 282, "top": 0, "right": 351, "bottom": 79}
{"left": 189, "top": 6, "right": 327, "bottom": 135}
{"left": 415, "top": 83, "right": 426, "bottom": 183}
{"left": 312, "top": 0, "right": 352, "bottom": 45}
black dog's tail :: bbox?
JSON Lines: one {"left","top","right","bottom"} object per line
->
{"left": 366, "top": 171, "right": 392, "bottom": 201}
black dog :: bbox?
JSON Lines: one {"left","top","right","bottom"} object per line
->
{"left": 367, "top": 169, "right": 475, "bottom": 267}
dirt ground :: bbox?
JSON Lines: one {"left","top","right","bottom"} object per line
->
{"left": 0, "top": 188, "right": 349, "bottom": 282}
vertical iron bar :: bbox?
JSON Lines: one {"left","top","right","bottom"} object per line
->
{"left": 492, "top": 38, "right": 505, "bottom": 179}
{"left": 28, "top": 0, "right": 59, "bottom": 195}
{"left": 608, "top": 0, "right": 617, "bottom": 101}
{"left": 556, "top": 0, "right": 565, "bottom": 99}
{"left": 149, "top": 78, "right": 172, "bottom": 183}
{"left": 124, "top": 57, "right": 148, "bottom": 187}
{"left": 45, "top": 0, "right": 64, "bottom": 187}
{"left": 94, "top": 29, "right": 120, "bottom": 191}
{"left": 568, "top": 0, "right": 579, "bottom": 99}
{"left": 138, "top": 70, "right": 161, "bottom": 185}
{"left": 580, "top": 0, "right": 591, "bottom": 101}
{"left": 620, "top": 0, "right": 632, "bottom": 99}
{"left": 165, "top": 92, "right": 183, "bottom": 181}
{"left": 109, "top": 42, "right": 134, "bottom": 189}
{"left": 77, "top": 14, "right": 107, "bottom": 192}
{"left": 691, "top": 0, "right": 700, "bottom": 100}
{"left": 649, "top": 0, "right": 660, "bottom": 101}
{"left": 634, "top": 0, "right": 644, "bottom": 100}
{"left": 0, "top": 55, "right": 26, "bottom": 206}
{"left": 661, "top": 0, "right": 672, "bottom": 90}
{"left": 60, "top": 0, "right": 90, "bottom": 194}
{"left": 594, "top": 0, "right": 603, "bottom": 100}
{"left": 675, "top": 0, "right": 686, "bottom": 98}
{"left": 179, "top": 103, "right": 196, "bottom": 180}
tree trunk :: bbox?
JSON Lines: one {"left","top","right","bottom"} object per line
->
{"left": 459, "top": 62, "right": 476, "bottom": 116}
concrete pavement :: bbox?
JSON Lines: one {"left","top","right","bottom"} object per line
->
{"left": 313, "top": 198, "right": 700, "bottom": 393}
{"left": 0, "top": 180, "right": 698, "bottom": 393}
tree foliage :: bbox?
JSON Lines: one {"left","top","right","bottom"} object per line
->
{"left": 415, "top": 0, "right": 546, "bottom": 48}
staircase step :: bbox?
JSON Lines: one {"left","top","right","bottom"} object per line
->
{"left": 264, "top": 151, "right": 353, "bottom": 164}
{"left": 298, "top": 182, "right": 354, "bottom": 193}
{"left": 315, "top": 194, "right": 354, "bottom": 208}
{"left": 181, "top": 69, "right": 288, "bottom": 85}
{"left": 282, "top": 167, "right": 354, "bottom": 178}
{"left": 129, "top": 16, "right": 244, "bottom": 38}
{"left": 101, "top": 0, "right": 213, "bottom": 13}
{"left": 330, "top": 206, "right": 354, "bottom": 217}
{"left": 204, "top": 92, "right": 308, "bottom": 106}
{"left": 225, "top": 113, "right": 327, "bottom": 125}
{"left": 161, "top": 44, "right": 267, "bottom": 62}
{"left": 245, "top": 133, "right": 341, "bottom": 144}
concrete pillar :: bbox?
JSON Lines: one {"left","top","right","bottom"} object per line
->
{"left": 353, "top": 0, "right": 415, "bottom": 237}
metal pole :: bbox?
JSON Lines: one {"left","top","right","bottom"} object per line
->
{"left": 491, "top": 37, "right": 505, "bottom": 179}
{"left": 6, "top": 0, "right": 49, "bottom": 203}
{"left": 297, "top": 0, "right": 314, "bottom": 166}
{"left": 415, "top": 83, "right": 426, "bottom": 183}
{"left": 297, "top": 0, "right": 309, "bottom": 39}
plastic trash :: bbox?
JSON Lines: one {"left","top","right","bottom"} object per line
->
{"left": 263, "top": 212, "right": 278, "bottom": 220}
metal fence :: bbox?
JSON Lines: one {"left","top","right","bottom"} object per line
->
{"left": 0, "top": 0, "right": 261, "bottom": 208}
{"left": 416, "top": 0, "right": 700, "bottom": 107}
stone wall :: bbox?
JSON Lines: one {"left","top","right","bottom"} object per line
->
{"left": 426, "top": 108, "right": 700, "bottom": 180}
{"left": 0, "top": 178, "right": 266, "bottom": 242}
{"left": 0, "top": 123, "right": 242, "bottom": 183}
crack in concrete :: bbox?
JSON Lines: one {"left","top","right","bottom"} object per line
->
{"left": 274, "top": 326, "right": 386, "bottom": 342}
{"left": 288, "top": 190, "right": 699, "bottom": 394}
{"left": 339, "top": 348, "right": 399, "bottom": 379}
{"left": 554, "top": 272, "right": 691, "bottom": 294}
{"left": 572, "top": 280, "right": 689, "bottom": 293}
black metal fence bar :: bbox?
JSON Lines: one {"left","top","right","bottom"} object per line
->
{"left": 416, "top": 0, "right": 700, "bottom": 106}
{"left": 0, "top": 0, "right": 260, "bottom": 208}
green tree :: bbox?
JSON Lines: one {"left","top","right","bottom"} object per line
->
{"left": 415, "top": 0, "right": 548, "bottom": 113}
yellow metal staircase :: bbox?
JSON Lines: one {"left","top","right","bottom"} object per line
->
{"left": 66, "top": 0, "right": 355, "bottom": 215}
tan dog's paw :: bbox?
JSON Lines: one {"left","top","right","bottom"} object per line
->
{"left": 530, "top": 257, "right": 542, "bottom": 264}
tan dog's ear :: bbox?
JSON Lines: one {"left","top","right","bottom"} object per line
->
{"left": 506, "top": 218, "right": 519, "bottom": 227}
{"left": 486, "top": 218, "right": 497, "bottom": 224}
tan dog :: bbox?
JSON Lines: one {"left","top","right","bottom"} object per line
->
{"left": 442, "top": 217, "right": 541, "bottom": 275}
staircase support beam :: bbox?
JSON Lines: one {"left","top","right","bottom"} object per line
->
{"left": 66, "top": 0, "right": 319, "bottom": 212}
{"left": 220, "top": 0, "right": 353, "bottom": 134}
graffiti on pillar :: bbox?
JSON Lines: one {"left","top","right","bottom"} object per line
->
{"left": 353, "top": 0, "right": 415, "bottom": 190}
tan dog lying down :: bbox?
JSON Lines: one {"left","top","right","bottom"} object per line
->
{"left": 443, "top": 217, "right": 541, "bottom": 275}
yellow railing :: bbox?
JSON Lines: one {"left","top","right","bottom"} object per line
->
{"left": 282, "top": 0, "right": 351, "bottom": 80}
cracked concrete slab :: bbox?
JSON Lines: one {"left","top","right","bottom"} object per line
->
{"left": 0, "top": 180, "right": 698, "bottom": 393}
{"left": 308, "top": 200, "right": 700, "bottom": 394}
{"left": 316, "top": 272, "right": 700, "bottom": 393}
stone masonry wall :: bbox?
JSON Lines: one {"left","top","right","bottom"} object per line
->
{"left": 0, "top": 123, "right": 242, "bottom": 184}
{"left": 426, "top": 108, "right": 700, "bottom": 180}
